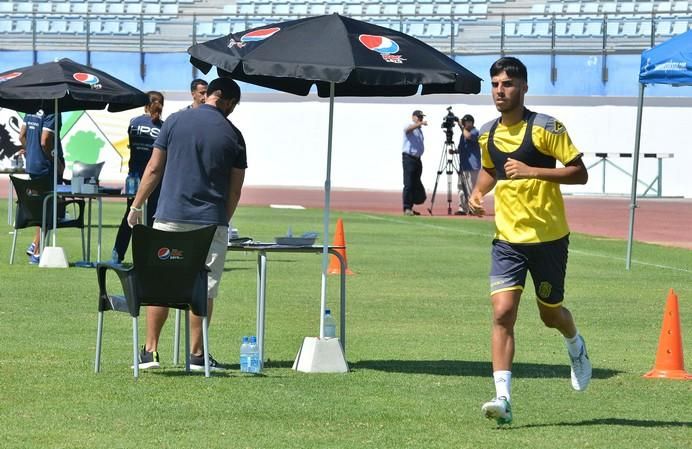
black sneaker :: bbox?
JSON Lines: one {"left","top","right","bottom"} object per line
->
{"left": 190, "top": 353, "right": 225, "bottom": 372}
{"left": 138, "top": 346, "right": 160, "bottom": 369}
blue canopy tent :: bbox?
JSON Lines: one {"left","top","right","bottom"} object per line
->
{"left": 627, "top": 29, "right": 692, "bottom": 269}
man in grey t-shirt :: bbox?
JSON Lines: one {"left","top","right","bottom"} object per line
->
{"left": 128, "top": 77, "right": 246, "bottom": 371}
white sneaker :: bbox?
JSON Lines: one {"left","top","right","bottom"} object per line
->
{"left": 569, "top": 335, "right": 592, "bottom": 391}
{"left": 481, "top": 396, "right": 512, "bottom": 425}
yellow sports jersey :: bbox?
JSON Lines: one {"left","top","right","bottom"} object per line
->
{"left": 479, "top": 111, "right": 582, "bottom": 244}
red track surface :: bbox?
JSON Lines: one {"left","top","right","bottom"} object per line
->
{"left": 241, "top": 186, "right": 692, "bottom": 250}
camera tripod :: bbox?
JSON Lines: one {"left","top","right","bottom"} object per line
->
{"left": 427, "top": 138, "right": 460, "bottom": 216}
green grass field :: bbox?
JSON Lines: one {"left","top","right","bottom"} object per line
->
{"left": 1, "top": 200, "right": 691, "bottom": 449}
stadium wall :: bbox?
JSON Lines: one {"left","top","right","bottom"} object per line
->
{"left": 1, "top": 51, "right": 690, "bottom": 198}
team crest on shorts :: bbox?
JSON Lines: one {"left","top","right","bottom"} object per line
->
{"left": 538, "top": 281, "right": 552, "bottom": 299}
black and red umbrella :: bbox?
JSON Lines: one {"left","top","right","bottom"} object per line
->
{"left": 188, "top": 14, "right": 482, "bottom": 342}
{"left": 0, "top": 58, "right": 148, "bottom": 254}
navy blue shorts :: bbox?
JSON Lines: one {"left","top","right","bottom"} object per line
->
{"left": 489, "top": 235, "right": 569, "bottom": 306}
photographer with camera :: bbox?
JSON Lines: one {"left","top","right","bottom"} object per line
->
{"left": 453, "top": 114, "right": 480, "bottom": 215}
{"left": 401, "top": 109, "right": 427, "bottom": 216}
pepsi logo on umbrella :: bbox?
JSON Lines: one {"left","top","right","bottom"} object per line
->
{"left": 358, "top": 35, "right": 406, "bottom": 64}
{"left": 73, "top": 72, "right": 102, "bottom": 89}
{"left": 229, "top": 27, "right": 281, "bottom": 49}
{"left": 0, "top": 72, "right": 22, "bottom": 83}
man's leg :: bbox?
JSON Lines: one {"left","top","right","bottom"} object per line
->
{"left": 481, "top": 289, "right": 521, "bottom": 424}
{"left": 138, "top": 306, "right": 169, "bottom": 369}
{"left": 539, "top": 303, "right": 591, "bottom": 391}
{"left": 402, "top": 155, "right": 415, "bottom": 212}
{"left": 190, "top": 298, "right": 213, "bottom": 356}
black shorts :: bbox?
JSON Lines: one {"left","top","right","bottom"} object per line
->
{"left": 489, "top": 235, "right": 569, "bottom": 306}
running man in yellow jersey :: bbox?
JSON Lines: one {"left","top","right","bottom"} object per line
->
{"left": 468, "top": 57, "right": 592, "bottom": 426}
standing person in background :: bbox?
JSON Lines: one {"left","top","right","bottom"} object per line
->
{"left": 111, "top": 91, "right": 165, "bottom": 265}
{"left": 454, "top": 114, "right": 480, "bottom": 215}
{"left": 127, "top": 78, "right": 246, "bottom": 371}
{"left": 18, "top": 110, "right": 63, "bottom": 264}
{"left": 402, "top": 109, "right": 427, "bottom": 216}
{"left": 183, "top": 78, "right": 208, "bottom": 110}
{"left": 468, "top": 57, "right": 591, "bottom": 426}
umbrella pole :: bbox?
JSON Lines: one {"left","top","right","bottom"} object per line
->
{"left": 52, "top": 98, "right": 58, "bottom": 246}
{"left": 626, "top": 83, "right": 645, "bottom": 270}
{"left": 293, "top": 82, "right": 347, "bottom": 373}
{"left": 319, "top": 82, "right": 335, "bottom": 339}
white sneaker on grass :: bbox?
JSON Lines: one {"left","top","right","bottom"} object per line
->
{"left": 481, "top": 396, "right": 512, "bottom": 425}
{"left": 569, "top": 335, "right": 592, "bottom": 391}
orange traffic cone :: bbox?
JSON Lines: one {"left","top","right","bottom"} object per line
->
{"left": 643, "top": 289, "right": 692, "bottom": 379}
{"left": 327, "top": 218, "right": 354, "bottom": 275}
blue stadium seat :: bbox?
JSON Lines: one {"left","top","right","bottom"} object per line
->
{"left": 619, "top": 3, "right": 635, "bottom": 14}
{"left": 673, "top": 1, "right": 689, "bottom": 13}
{"left": 672, "top": 20, "right": 689, "bottom": 34}
{"left": 72, "top": 2, "right": 88, "bottom": 15}
{"left": 621, "top": 21, "right": 638, "bottom": 37}
{"left": 531, "top": 4, "right": 546, "bottom": 15}
{"left": 504, "top": 21, "right": 517, "bottom": 36}
{"left": 400, "top": 4, "right": 416, "bottom": 15}
{"left": 0, "top": 19, "right": 11, "bottom": 33}
{"left": 196, "top": 21, "right": 214, "bottom": 37}
{"left": 555, "top": 20, "right": 569, "bottom": 36}
{"left": 108, "top": 3, "right": 125, "bottom": 15}
{"left": 52, "top": 20, "right": 67, "bottom": 33}
{"left": 471, "top": 3, "right": 488, "bottom": 16}
{"left": 547, "top": 3, "right": 563, "bottom": 14}
{"left": 100, "top": 20, "right": 120, "bottom": 34}
{"left": 14, "top": 19, "right": 32, "bottom": 33}
{"left": 585, "top": 19, "right": 602, "bottom": 37}
{"left": 657, "top": 2, "right": 672, "bottom": 13}
{"left": 436, "top": 4, "right": 451, "bottom": 15}
{"left": 327, "top": 4, "right": 344, "bottom": 14}
{"left": 656, "top": 19, "right": 673, "bottom": 36}
{"left": 67, "top": 19, "right": 84, "bottom": 33}
{"left": 309, "top": 3, "right": 326, "bottom": 15}
{"left": 566, "top": 3, "right": 580, "bottom": 15}
{"left": 256, "top": 3, "right": 272, "bottom": 16}
{"left": 601, "top": 2, "right": 617, "bottom": 14}
{"left": 534, "top": 20, "right": 551, "bottom": 37}
{"left": 161, "top": 4, "right": 178, "bottom": 16}
{"left": 364, "top": 3, "right": 381, "bottom": 16}
{"left": 121, "top": 20, "right": 139, "bottom": 35}
{"left": 143, "top": 3, "right": 160, "bottom": 16}
{"left": 90, "top": 3, "right": 106, "bottom": 15}
{"left": 126, "top": 3, "right": 142, "bottom": 15}
{"left": 212, "top": 21, "right": 229, "bottom": 36}
{"left": 407, "top": 22, "right": 425, "bottom": 37}
{"left": 382, "top": 4, "right": 398, "bottom": 16}
{"left": 427, "top": 23, "right": 442, "bottom": 37}
{"left": 36, "top": 19, "right": 50, "bottom": 33}
{"left": 292, "top": 3, "right": 308, "bottom": 15}
{"left": 15, "top": 2, "right": 33, "bottom": 15}
{"left": 606, "top": 20, "right": 620, "bottom": 37}
{"left": 517, "top": 21, "right": 533, "bottom": 37}
{"left": 637, "top": 2, "right": 654, "bottom": 14}
{"left": 640, "top": 20, "right": 652, "bottom": 37}
{"left": 454, "top": 4, "right": 470, "bottom": 15}
{"left": 0, "top": 3, "right": 13, "bottom": 15}
{"left": 143, "top": 21, "right": 156, "bottom": 34}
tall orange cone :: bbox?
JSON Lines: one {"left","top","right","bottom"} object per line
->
{"left": 644, "top": 289, "right": 692, "bottom": 379}
{"left": 327, "top": 218, "right": 354, "bottom": 275}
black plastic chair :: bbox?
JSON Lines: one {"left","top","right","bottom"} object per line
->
{"left": 95, "top": 224, "right": 216, "bottom": 378}
{"left": 9, "top": 174, "right": 85, "bottom": 264}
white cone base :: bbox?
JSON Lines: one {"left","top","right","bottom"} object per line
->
{"left": 292, "top": 337, "right": 348, "bottom": 373}
{"left": 39, "top": 246, "right": 69, "bottom": 268}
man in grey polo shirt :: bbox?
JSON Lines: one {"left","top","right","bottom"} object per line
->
{"left": 128, "top": 77, "right": 247, "bottom": 371}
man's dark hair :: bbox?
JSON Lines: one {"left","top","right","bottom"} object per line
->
{"left": 190, "top": 78, "right": 208, "bottom": 92}
{"left": 490, "top": 57, "right": 528, "bottom": 82}
{"left": 207, "top": 77, "right": 241, "bottom": 102}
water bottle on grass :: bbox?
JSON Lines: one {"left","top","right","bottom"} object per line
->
{"left": 324, "top": 308, "right": 337, "bottom": 338}
{"left": 239, "top": 336, "right": 250, "bottom": 373}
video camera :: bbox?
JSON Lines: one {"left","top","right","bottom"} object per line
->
{"left": 440, "top": 106, "right": 458, "bottom": 144}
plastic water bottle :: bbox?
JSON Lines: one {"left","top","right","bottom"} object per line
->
{"left": 125, "top": 174, "right": 136, "bottom": 194}
{"left": 239, "top": 336, "right": 250, "bottom": 373}
{"left": 324, "top": 308, "right": 337, "bottom": 338}
{"left": 248, "top": 336, "right": 261, "bottom": 374}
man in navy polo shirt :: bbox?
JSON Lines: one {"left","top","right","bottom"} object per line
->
{"left": 18, "top": 110, "right": 64, "bottom": 263}
{"left": 128, "top": 78, "right": 247, "bottom": 371}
